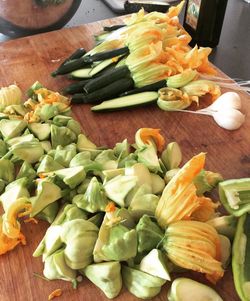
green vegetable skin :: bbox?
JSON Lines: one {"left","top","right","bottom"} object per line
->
{"left": 232, "top": 214, "right": 250, "bottom": 301}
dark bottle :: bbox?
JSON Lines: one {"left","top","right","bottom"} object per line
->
{"left": 183, "top": 0, "right": 228, "bottom": 48}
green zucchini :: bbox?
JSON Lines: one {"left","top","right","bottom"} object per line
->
{"left": 69, "top": 68, "right": 93, "bottom": 79}
{"left": 71, "top": 77, "right": 134, "bottom": 104}
{"left": 84, "top": 66, "right": 130, "bottom": 93}
{"left": 122, "top": 80, "right": 166, "bottom": 96}
{"left": 62, "top": 80, "right": 90, "bottom": 95}
{"left": 52, "top": 57, "right": 91, "bottom": 77}
{"left": 103, "top": 24, "right": 126, "bottom": 32}
{"left": 91, "top": 91, "right": 158, "bottom": 112}
{"left": 83, "top": 47, "right": 129, "bottom": 64}
{"left": 51, "top": 48, "right": 86, "bottom": 77}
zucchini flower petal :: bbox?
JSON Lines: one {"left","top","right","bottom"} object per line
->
{"left": 135, "top": 128, "right": 165, "bottom": 152}
{"left": 2, "top": 197, "right": 31, "bottom": 239}
{"left": 181, "top": 80, "right": 221, "bottom": 102}
{"left": 157, "top": 87, "right": 193, "bottom": 111}
{"left": 0, "top": 216, "right": 26, "bottom": 255}
{"left": 163, "top": 220, "right": 224, "bottom": 283}
{"left": 156, "top": 153, "right": 218, "bottom": 227}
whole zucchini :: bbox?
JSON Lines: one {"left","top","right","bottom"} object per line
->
{"left": 122, "top": 80, "right": 166, "bottom": 96}
{"left": 62, "top": 80, "right": 90, "bottom": 95}
{"left": 52, "top": 57, "right": 91, "bottom": 77}
{"left": 83, "top": 47, "right": 129, "bottom": 64}
{"left": 71, "top": 77, "right": 134, "bottom": 104}
{"left": 84, "top": 66, "right": 130, "bottom": 93}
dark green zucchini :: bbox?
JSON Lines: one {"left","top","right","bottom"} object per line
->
{"left": 62, "top": 80, "right": 90, "bottom": 95}
{"left": 51, "top": 48, "right": 86, "bottom": 77}
{"left": 71, "top": 77, "right": 134, "bottom": 104}
{"left": 52, "top": 57, "right": 91, "bottom": 77}
{"left": 84, "top": 66, "right": 130, "bottom": 93}
{"left": 122, "top": 80, "right": 166, "bottom": 96}
{"left": 91, "top": 92, "right": 158, "bottom": 112}
{"left": 61, "top": 48, "right": 86, "bottom": 65}
{"left": 83, "top": 47, "right": 129, "bottom": 64}
{"left": 103, "top": 24, "right": 126, "bottom": 32}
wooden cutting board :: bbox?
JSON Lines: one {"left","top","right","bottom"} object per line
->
{"left": 0, "top": 16, "right": 249, "bottom": 301}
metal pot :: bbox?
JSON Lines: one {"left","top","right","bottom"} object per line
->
{"left": 0, "top": 0, "right": 82, "bottom": 37}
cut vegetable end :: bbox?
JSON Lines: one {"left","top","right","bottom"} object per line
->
{"left": 91, "top": 92, "right": 158, "bottom": 112}
{"left": 168, "top": 277, "right": 223, "bottom": 301}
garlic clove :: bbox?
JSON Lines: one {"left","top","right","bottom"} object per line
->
{"left": 212, "top": 108, "right": 245, "bottom": 130}
{"left": 201, "top": 92, "right": 242, "bottom": 112}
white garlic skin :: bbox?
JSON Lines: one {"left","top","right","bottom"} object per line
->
{"left": 213, "top": 108, "right": 245, "bottom": 130}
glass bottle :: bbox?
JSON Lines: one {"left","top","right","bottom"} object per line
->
{"left": 183, "top": 0, "right": 228, "bottom": 47}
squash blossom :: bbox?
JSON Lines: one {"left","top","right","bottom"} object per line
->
{"left": 163, "top": 220, "right": 224, "bottom": 283}
{"left": 0, "top": 216, "right": 26, "bottom": 255}
{"left": 156, "top": 153, "right": 217, "bottom": 227}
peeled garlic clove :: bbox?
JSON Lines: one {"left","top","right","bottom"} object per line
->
{"left": 213, "top": 108, "right": 245, "bottom": 130}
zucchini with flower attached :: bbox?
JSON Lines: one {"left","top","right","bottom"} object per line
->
{"left": 91, "top": 91, "right": 158, "bottom": 112}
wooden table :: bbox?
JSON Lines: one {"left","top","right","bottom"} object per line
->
{"left": 0, "top": 16, "right": 249, "bottom": 301}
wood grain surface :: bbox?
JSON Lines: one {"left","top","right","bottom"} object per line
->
{"left": 0, "top": 16, "right": 249, "bottom": 301}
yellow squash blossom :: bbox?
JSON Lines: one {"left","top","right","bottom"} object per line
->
{"left": 155, "top": 153, "right": 217, "bottom": 227}
{"left": 0, "top": 216, "right": 26, "bottom": 255}
{"left": 135, "top": 128, "right": 165, "bottom": 152}
{"left": 163, "top": 220, "right": 224, "bottom": 283}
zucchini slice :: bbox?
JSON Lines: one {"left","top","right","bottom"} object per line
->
{"left": 91, "top": 92, "right": 158, "bottom": 112}
{"left": 89, "top": 58, "right": 116, "bottom": 77}
{"left": 69, "top": 68, "right": 93, "bottom": 79}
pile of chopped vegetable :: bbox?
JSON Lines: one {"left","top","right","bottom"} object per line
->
{"left": 0, "top": 83, "right": 249, "bottom": 301}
